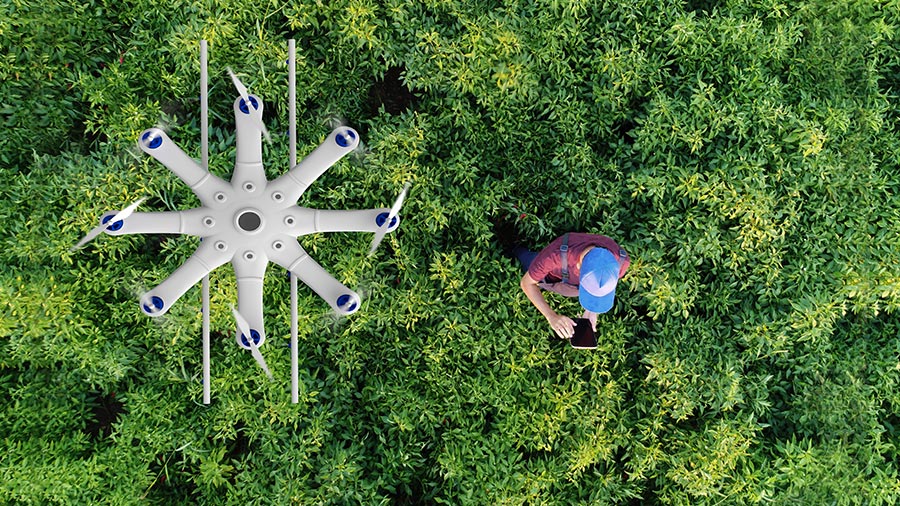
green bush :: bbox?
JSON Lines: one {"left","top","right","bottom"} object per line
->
{"left": 2, "top": 0, "right": 900, "bottom": 503}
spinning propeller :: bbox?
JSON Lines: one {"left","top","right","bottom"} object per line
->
{"left": 71, "top": 197, "right": 146, "bottom": 251}
{"left": 231, "top": 305, "right": 272, "bottom": 380}
{"left": 227, "top": 67, "right": 271, "bottom": 143}
{"left": 369, "top": 183, "right": 410, "bottom": 256}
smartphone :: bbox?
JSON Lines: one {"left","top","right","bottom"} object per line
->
{"left": 569, "top": 318, "right": 597, "bottom": 349}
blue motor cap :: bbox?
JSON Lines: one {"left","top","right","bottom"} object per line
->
{"left": 240, "top": 329, "right": 262, "bottom": 347}
{"left": 142, "top": 296, "right": 165, "bottom": 314}
{"left": 336, "top": 294, "right": 358, "bottom": 312}
{"left": 335, "top": 129, "right": 357, "bottom": 148}
{"left": 375, "top": 212, "right": 398, "bottom": 228}
{"left": 239, "top": 96, "right": 260, "bottom": 114}
{"left": 102, "top": 214, "right": 124, "bottom": 231}
{"left": 141, "top": 131, "right": 163, "bottom": 149}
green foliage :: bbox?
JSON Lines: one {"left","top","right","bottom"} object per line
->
{"left": 2, "top": 0, "right": 900, "bottom": 503}
{"left": 0, "top": 0, "right": 127, "bottom": 167}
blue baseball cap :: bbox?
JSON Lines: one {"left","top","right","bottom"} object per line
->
{"left": 579, "top": 248, "right": 620, "bottom": 314}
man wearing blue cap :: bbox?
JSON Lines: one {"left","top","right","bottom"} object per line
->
{"left": 516, "top": 233, "right": 629, "bottom": 339}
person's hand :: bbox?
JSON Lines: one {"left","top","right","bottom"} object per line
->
{"left": 547, "top": 313, "right": 576, "bottom": 339}
{"left": 582, "top": 310, "right": 598, "bottom": 332}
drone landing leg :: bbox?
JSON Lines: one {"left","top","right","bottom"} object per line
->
{"left": 289, "top": 39, "right": 300, "bottom": 404}
{"left": 200, "top": 39, "right": 211, "bottom": 406}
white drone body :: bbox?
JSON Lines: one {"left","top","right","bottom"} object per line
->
{"left": 108, "top": 97, "right": 396, "bottom": 349}
{"left": 76, "top": 42, "right": 407, "bottom": 402}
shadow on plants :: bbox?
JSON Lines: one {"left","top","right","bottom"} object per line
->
{"left": 610, "top": 116, "right": 638, "bottom": 147}
{"left": 65, "top": 101, "right": 107, "bottom": 154}
{"left": 683, "top": 0, "right": 723, "bottom": 15}
{"left": 366, "top": 65, "right": 422, "bottom": 117}
{"left": 489, "top": 214, "right": 527, "bottom": 256}
{"left": 545, "top": 333, "right": 571, "bottom": 350}
{"left": 759, "top": 372, "right": 796, "bottom": 441}
{"left": 84, "top": 391, "right": 125, "bottom": 441}
{"left": 518, "top": 447, "right": 554, "bottom": 467}
{"left": 594, "top": 94, "right": 650, "bottom": 158}
{"left": 382, "top": 449, "right": 441, "bottom": 506}
{"left": 481, "top": 407, "right": 497, "bottom": 435}
{"left": 139, "top": 234, "right": 177, "bottom": 259}
{"left": 144, "top": 452, "right": 197, "bottom": 502}
{"left": 390, "top": 479, "right": 439, "bottom": 506}
{"left": 224, "top": 422, "right": 252, "bottom": 463}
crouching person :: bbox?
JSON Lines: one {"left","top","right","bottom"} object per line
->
{"left": 517, "top": 233, "right": 629, "bottom": 339}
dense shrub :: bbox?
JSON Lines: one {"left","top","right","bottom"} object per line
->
{"left": 2, "top": 0, "right": 900, "bottom": 503}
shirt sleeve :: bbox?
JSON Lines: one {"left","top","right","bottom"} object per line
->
{"left": 527, "top": 240, "right": 560, "bottom": 282}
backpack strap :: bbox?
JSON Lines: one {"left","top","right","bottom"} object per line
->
{"left": 560, "top": 233, "right": 570, "bottom": 284}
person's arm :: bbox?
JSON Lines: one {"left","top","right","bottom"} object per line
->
{"left": 520, "top": 272, "right": 576, "bottom": 339}
{"left": 582, "top": 309, "right": 598, "bottom": 331}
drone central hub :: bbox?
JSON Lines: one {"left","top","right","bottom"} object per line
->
{"left": 236, "top": 209, "right": 263, "bottom": 232}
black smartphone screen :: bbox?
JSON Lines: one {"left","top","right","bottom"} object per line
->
{"left": 569, "top": 318, "right": 597, "bottom": 349}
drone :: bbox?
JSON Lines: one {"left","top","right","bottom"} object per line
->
{"left": 72, "top": 40, "right": 408, "bottom": 403}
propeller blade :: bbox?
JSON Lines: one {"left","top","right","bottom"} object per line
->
{"left": 227, "top": 67, "right": 271, "bottom": 143}
{"left": 71, "top": 226, "right": 105, "bottom": 252}
{"left": 111, "top": 197, "right": 146, "bottom": 223}
{"left": 369, "top": 183, "right": 410, "bottom": 255}
{"left": 71, "top": 197, "right": 146, "bottom": 251}
{"left": 227, "top": 67, "right": 251, "bottom": 103}
{"left": 231, "top": 305, "right": 272, "bottom": 380}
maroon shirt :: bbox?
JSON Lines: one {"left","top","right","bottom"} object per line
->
{"left": 528, "top": 233, "right": 630, "bottom": 297}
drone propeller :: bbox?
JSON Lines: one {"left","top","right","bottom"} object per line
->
{"left": 231, "top": 305, "right": 272, "bottom": 380}
{"left": 71, "top": 197, "right": 146, "bottom": 252}
{"left": 227, "top": 67, "right": 271, "bottom": 143}
{"left": 369, "top": 183, "right": 410, "bottom": 256}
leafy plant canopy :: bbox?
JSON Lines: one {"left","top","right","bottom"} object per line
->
{"left": 2, "top": 0, "right": 900, "bottom": 503}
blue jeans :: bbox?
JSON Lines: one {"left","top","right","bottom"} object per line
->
{"left": 514, "top": 247, "right": 539, "bottom": 272}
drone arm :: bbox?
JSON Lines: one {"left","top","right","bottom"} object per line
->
{"left": 139, "top": 240, "right": 232, "bottom": 317}
{"left": 103, "top": 210, "right": 210, "bottom": 237}
{"left": 268, "top": 240, "right": 361, "bottom": 315}
{"left": 285, "top": 208, "right": 396, "bottom": 236}
{"left": 231, "top": 253, "right": 268, "bottom": 347}
{"left": 232, "top": 95, "right": 267, "bottom": 189}
{"left": 138, "top": 128, "right": 231, "bottom": 206}
{"left": 268, "top": 127, "right": 360, "bottom": 203}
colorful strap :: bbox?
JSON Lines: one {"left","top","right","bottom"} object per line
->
{"left": 560, "top": 233, "right": 570, "bottom": 284}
